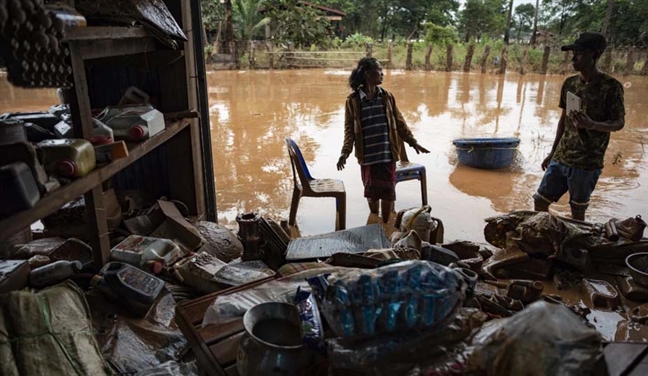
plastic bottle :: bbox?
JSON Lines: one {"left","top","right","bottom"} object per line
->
{"left": 110, "top": 235, "right": 182, "bottom": 274}
{"left": 89, "top": 118, "right": 114, "bottom": 146}
{"left": 90, "top": 262, "right": 165, "bottom": 317}
{"left": 29, "top": 260, "right": 82, "bottom": 288}
{"left": 38, "top": 139, "right": 96, "bottom": 178}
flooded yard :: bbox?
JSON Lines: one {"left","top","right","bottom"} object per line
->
{"left": 206, "top": 69, "right": 648, "bottom": 241}
{"left": 2, "top": 70, "right": 647, "bottom": 242}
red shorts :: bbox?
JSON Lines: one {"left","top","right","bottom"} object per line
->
{"left": 361, "top": 162, "right": 396, "bottom": 201}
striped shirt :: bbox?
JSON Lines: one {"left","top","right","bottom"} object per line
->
{"left": 359, "top": 87, "right": 392, "bottom": 165}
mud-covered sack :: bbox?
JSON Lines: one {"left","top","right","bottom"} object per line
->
{"left": 0, "top": 280, "right": 109, "bottom": 376}
{"left": 466, "top": 300, "right": 602, "bottom": 376}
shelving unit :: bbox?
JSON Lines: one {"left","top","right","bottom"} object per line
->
{"left": 0, "top": 1, "right": 215, "bottom": 268}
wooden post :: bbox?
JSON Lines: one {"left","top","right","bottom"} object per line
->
{"left": 366, "top": 43, "right": 373, "bottom": 57}
{"left": 446, "top": 44, "right": 453, "bottom": 72}
{"left": 425, "top": 45, "right": 433, "bottom": 71}
{"left": 266, "top": 41, "right": 274, "bottom": 69}
{"left": 480, "top": 45, "right": 491, "bottom": 74}
{"left": 603, "top": 48, "right": 613, "bottom": 72}
{"left": 406, "top": 42, "right": 413, "bottom": 70}
{"left": 519, "top": 45, "right": 529, "bottom": 74}
{"left": 248, "top": 40, "right": 256, "bottom": 69}
{"left": 541, "top": 45, "right": 550, "bottom": 75}
{"left": 230, "top": 41, "right": 238, "bottom": 69}
{"left": 499, "top": 46, "right": 507, "bottom": 74}
{"left": 642, "top": 52, "right": 648, "bottom": 76}
{"left": 464, "top": 44, "right": 475, "bottom": 72}
{"left": 287, "top": 42, "right": 294, "bottom": 67}
{"left": 387, "top": 42, "right": 393, "bottom": 68}
{"left": 625, "top": 46, "right": 635, "bottom": 75}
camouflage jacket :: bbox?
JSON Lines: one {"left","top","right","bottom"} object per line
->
{"left": 552, "top": 73, "right": 625, "bottom": 170}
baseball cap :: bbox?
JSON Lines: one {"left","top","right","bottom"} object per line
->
{"left": 561, "top": 32, "right": 607, "bottom": 53}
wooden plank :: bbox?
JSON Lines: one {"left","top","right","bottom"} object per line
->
{"left": 225, "top": 364, "right": 239, "bottom": 376}
{"left": 69, "top": 45, "right": 94, "bottom": 139}
{"left": 63, "top": 26, "right": 149, "bottom": 41}
{"left": 604, "top": 342, "right": 648, "bottom": 376}
{"left": 210, "top": 332, "right": 244, "bottom": 366}
{"left": 84, "top": 186, "right": 111, "bottom": 266}
{"left": 200, "top": 320, "right": 245, "bottom": 345}
{"left": 176, "top": 302, "right": 226, "bottom": 376}
{"left": 0, "top": 121, "right": 189, "bottom": 240}
{"left": 67, "top": 37, "right": 159, "bottom": 61}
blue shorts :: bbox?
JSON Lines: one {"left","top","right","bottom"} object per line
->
{"left": 534, "top": 161, "right": 601, "bottom": 214}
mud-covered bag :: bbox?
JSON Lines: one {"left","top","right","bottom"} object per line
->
{"left": 466, "top": 301, "right": 602, "bottom": 376}
{"left": 0, "top": 280, "right": 109, "bottom": 376}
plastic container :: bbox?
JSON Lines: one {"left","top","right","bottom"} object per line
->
{"left": 89, "top": 118, "right": 114, "bottom": 145}
{"left": 37, "top": 139, "right": 96, "bottom": 178}
{"left": 452, "top": 137, "right": 520, "bottom": 170}
{"left": 0, "top": 118, "right": 27, "bottom": 145}
{"left": 29, "top": 260, "right": 82, "bottom": 288}
{"left": 91, "top": 262, "right": 165, "bottom": 317}
{"left": 99, "top": 105, "right": 164, "bottom": 142}
{"left": 0, "top": 162, "right": 40, "bottom": 218}
{"left": 110, "top": 235, "right": 182, "bottom": 274}
{"left": 400, "top": 206, "right": 435, "bottom": 242}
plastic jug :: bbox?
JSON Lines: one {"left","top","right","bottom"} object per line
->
{"left": 98, "top": 105, "right": 164, "bottom": 142}
{"left": 0, "top": 162, "right": 40, "bottom": 218}
{"left": 89, "top": 118, "right": 114, "bottom": 146}
{"left": 91, "top": 262, "right": 164, "bottom": 317}
{"left": 29, "top": 260, "right": 82, "bottom": 288}
{"left": 110, "top": 235, "right": 181, "bottom": 274}
{"left": 400, "top": 206, "right": 436, "bottom": 242}
{"left": 37, "top": 139, "right": 96, "bottom": 178}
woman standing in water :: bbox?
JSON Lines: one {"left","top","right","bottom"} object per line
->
{"left": 337, "top": 57, "right": 429, "bottom": 223}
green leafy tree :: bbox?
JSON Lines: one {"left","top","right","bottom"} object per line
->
{"left": 513, "top": 3, "right": 535, "bottom": 42}
{"left": 424, "top": 23, "right": 458, "bottom": 45}
{"left": 458, "top": 0, "right": 507, "bottom": 42}
{"left": 265, "top": 0, "right": 332, "bottom": 46}
{"left": 233, "top": 0, "right": 269, "bottom": 41}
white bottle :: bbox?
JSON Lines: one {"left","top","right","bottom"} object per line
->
{"left": 29, "top": 260, "right": 83, "bottom": 288}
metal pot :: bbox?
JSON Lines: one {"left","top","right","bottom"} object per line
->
{"left": 626, "top": 252, "right": 648, "bottom": 288}
{"left": 237, "top": 302, "right": 311, "bottom": 376}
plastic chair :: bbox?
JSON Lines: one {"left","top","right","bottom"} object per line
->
{"left": 285, "top": 138, "right": 346, "bottom": 230}
{"left": 396, "top": 142, "right": 428, "bottom": 206}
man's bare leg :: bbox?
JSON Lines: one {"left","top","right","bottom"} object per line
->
{"left": 368, "top": 199, "right": 379, "bottom": 214}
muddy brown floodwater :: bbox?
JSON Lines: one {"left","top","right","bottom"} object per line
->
{"left": 2, "top": 70, "right": 647, "bottom": 242}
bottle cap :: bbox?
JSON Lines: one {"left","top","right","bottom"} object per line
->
{"left": 57, "top": 159, "right": 76, "bottom": 177}
{"left": 148, "top": 260, "right": 164, "bottom": 275}
{"left": 130, "top": 125, "right": 146, "bottom": 140}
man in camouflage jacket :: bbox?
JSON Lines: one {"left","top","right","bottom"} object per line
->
{"left": 533, "top": 32, "right": 625, "bottom": 220}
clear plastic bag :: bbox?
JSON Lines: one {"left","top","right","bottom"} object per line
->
{"left": 308, "top": 260, "right": 466, "bottom": 340}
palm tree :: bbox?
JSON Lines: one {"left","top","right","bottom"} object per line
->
{"left": 233, "top": 0, "right": 270, "bottom": 41}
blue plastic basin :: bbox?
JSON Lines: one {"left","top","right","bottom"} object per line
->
{"left": 452, "top": 137, "right": 521, "bottom": 170}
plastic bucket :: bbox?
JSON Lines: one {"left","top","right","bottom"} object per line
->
{"left": 452, "top": 137, "right": 520, "bottom": 170}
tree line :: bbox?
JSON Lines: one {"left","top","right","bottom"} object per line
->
{"left": 201, "top": 0, "right": 648, "bottom": 50}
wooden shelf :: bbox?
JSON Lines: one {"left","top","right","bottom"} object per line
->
{"left": 0, "top": 120, "right": 190, "bottom": 240}
{"left": 63, "top": 26, "right": 161, "bottom": 60}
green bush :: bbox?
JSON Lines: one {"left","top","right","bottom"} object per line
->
{"left": 344, "top": 33, "right": 374, "bottom": 47}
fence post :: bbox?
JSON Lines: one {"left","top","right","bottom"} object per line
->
{"left": 642, "top": 51, "right": 648, "bottom": 76}
{"left": 541, "top": 45, "right": 550, "bottom": 75}
{"left": 425, "top": 45, "right": 433, "bottom": 71}
{"left": 446, "top": 44, "right": 453, "bottom": 72}
{"left": 464, "top": 44, "right": 475, "bottom": 72}
{"left": 387, "top": 42, "right": 393, "bottom": 68}
{"left": 248, "top": 40, "right": 256, "bottom": 69}
{"left": 480, "top": 45, "right": 491, "bottom": 74}
{"left": 266, "top": 42, "right": 274, "bottom": 69}
{"left": 230, "top": 41, "right": 238, "bottom": 69}
{"left": 498, "top": 46, "right": 507, "bottom": 74}
{"left": 519, "top": 45, "right": 529, "bottom": 74}
{"left": 366, "top": 43, "right": 373, "bottom": 58}
{"left": 406, "top": 42, "right": 413, "bottom": 70}
{"left": 625, "top": 46, "right": 635, "bottom": 75}
{"left": 287, "top": 42, "right": 294, "bottom": 67}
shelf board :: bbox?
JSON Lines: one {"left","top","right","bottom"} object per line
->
{"left": 63, "top": 26, "right": 161, "bottom": 60}
{"left": 0, "top": 120, "right": 190, "bottom": 240}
